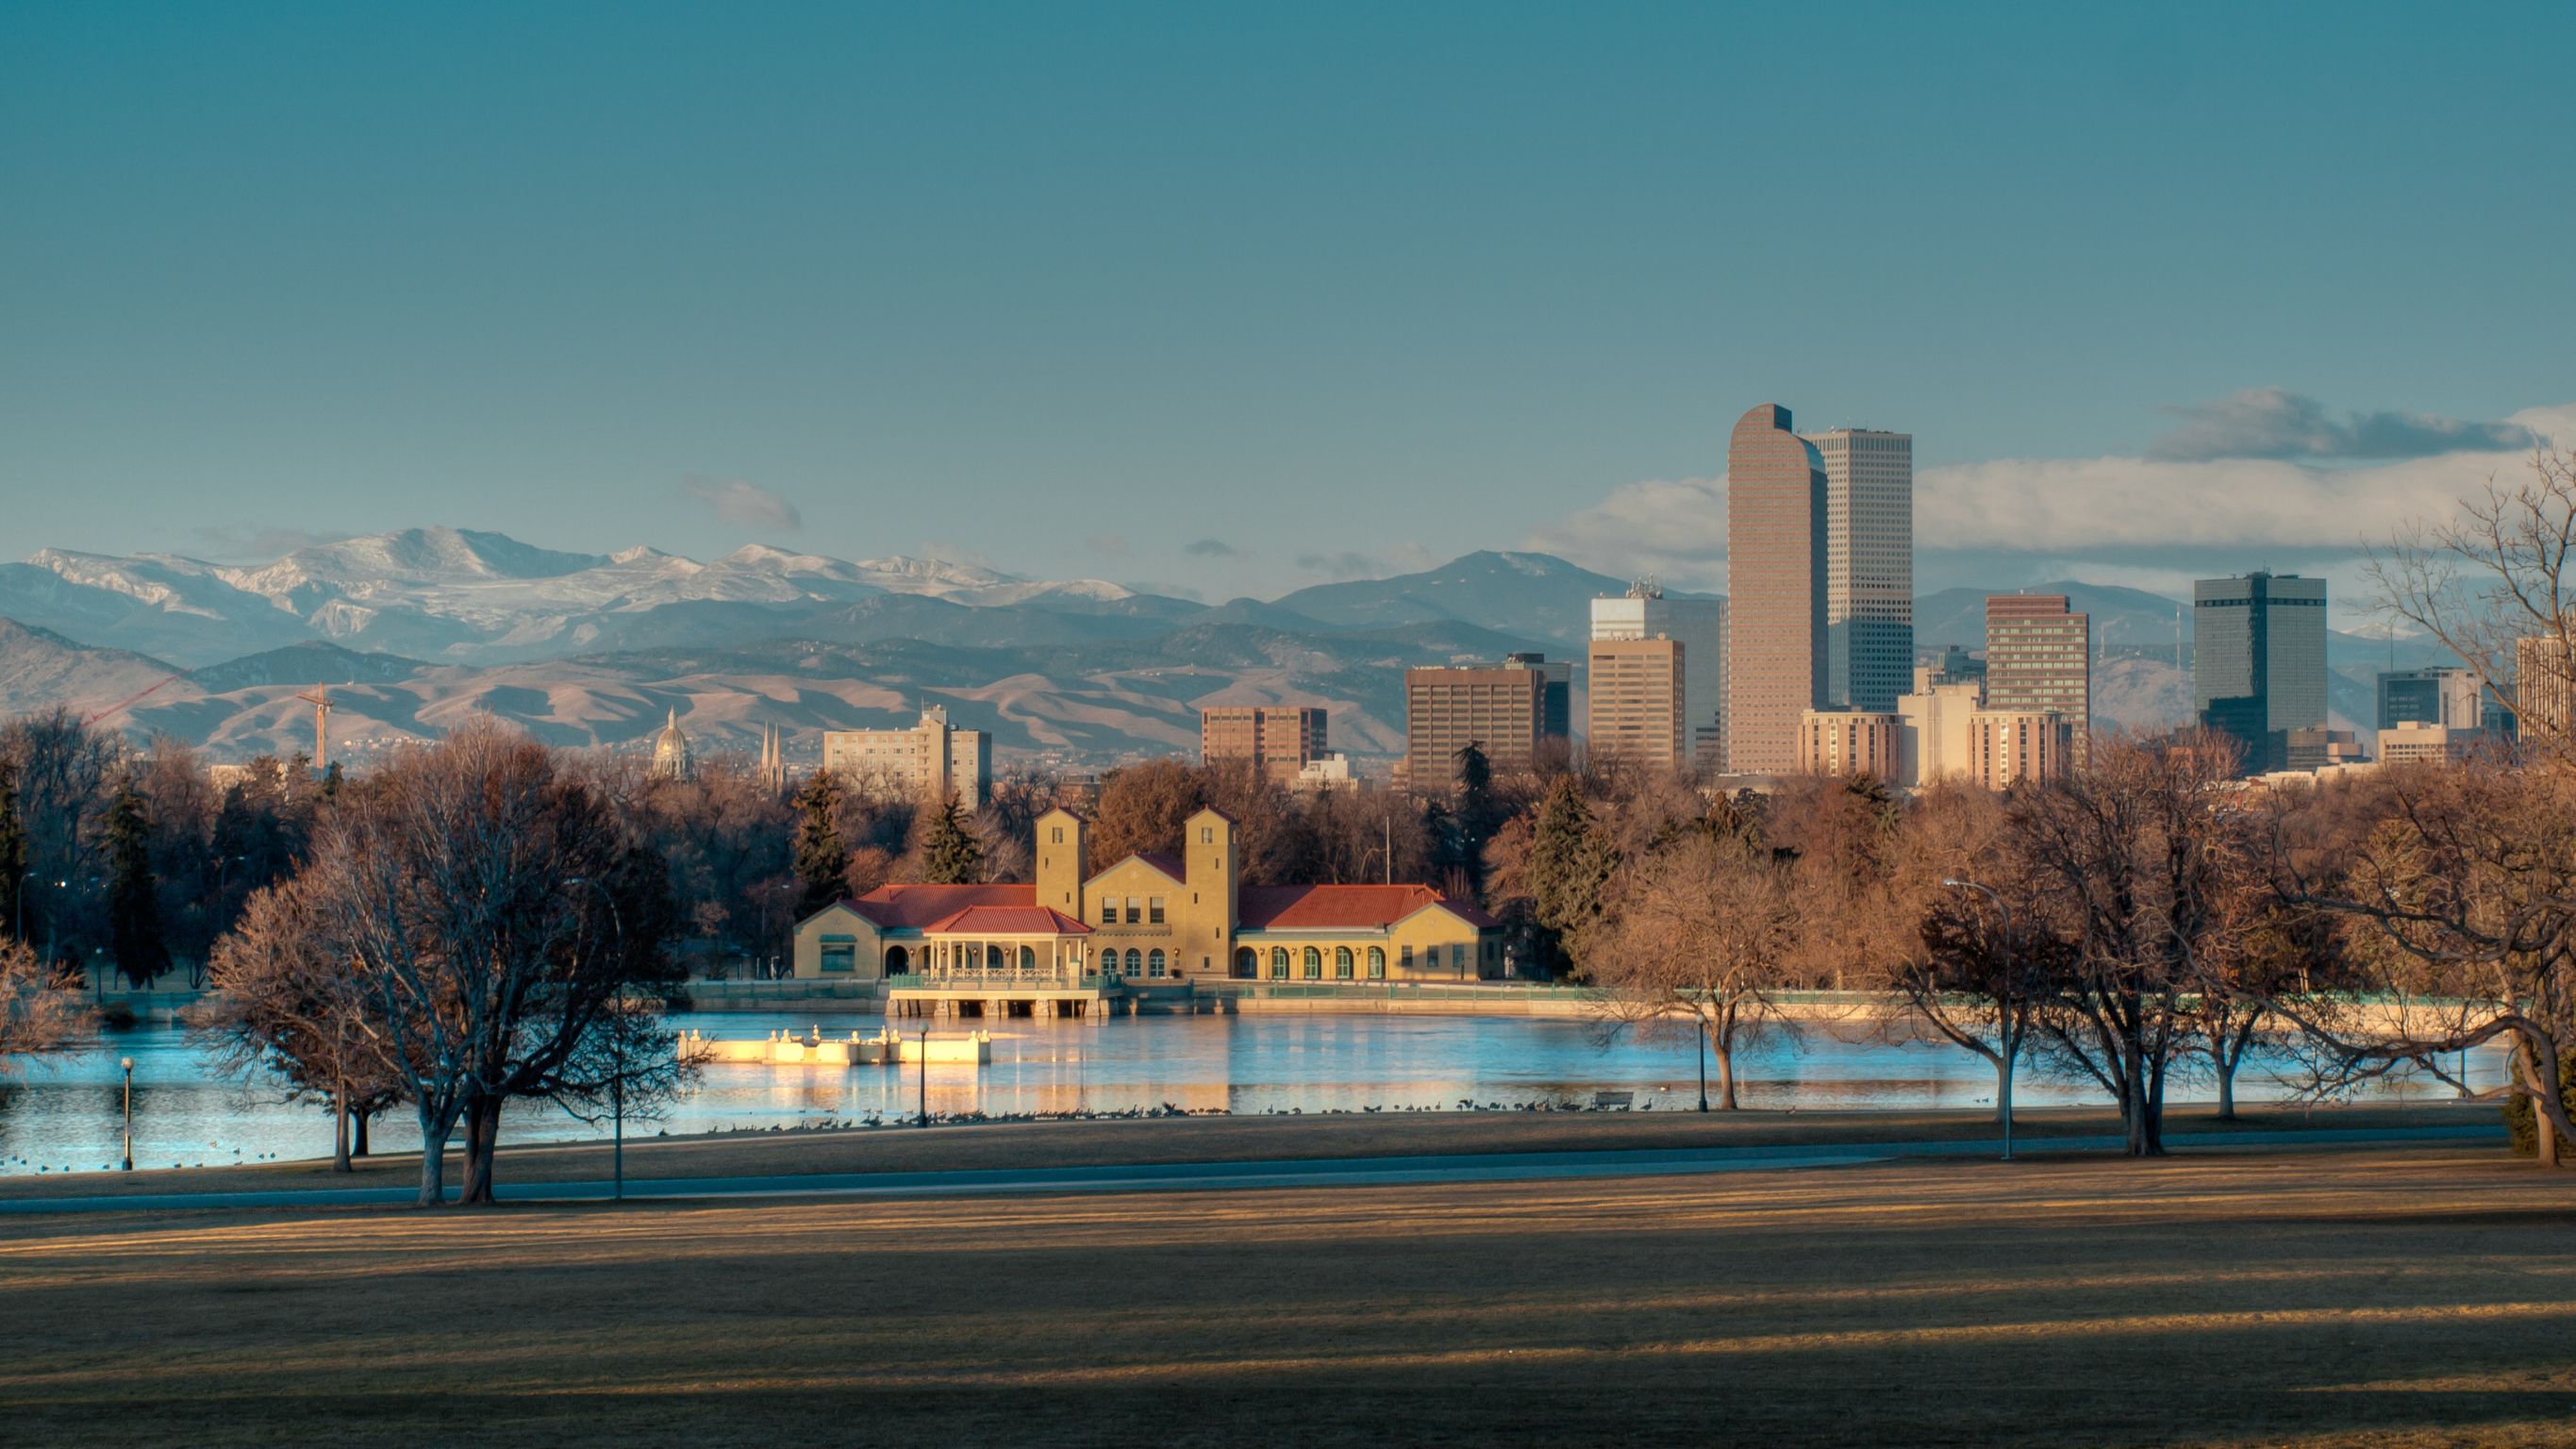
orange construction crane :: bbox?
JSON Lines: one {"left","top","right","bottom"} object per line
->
{"left": 293, "top": 687, "right": 334, "bottom": 774}
{"left": 82, "top": 675, "right": 183, "bottom": 727}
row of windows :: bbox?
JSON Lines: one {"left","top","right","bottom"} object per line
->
{"left": 1223, "top": 942, "right": 1485, "bottom": 979}
{"left": 1232, "top": 945, "right": 1388, "bottom": 980}
{"left": 1108, "top": 948, "right": 1169, "bottom": 980}
{"left": 1097, "top": 896, "right": 1166, "bottom": 925}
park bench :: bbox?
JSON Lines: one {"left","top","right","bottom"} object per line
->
{"left": 1591, "top": 1091, "right": 1635, "bottom": 1110}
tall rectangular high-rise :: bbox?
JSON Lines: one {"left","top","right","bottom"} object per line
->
{"left": 822, "top": 706, "right": 992, "bottom": 808}
{"left": 1590, "top": 589, "right": 1723, "bottom": 767}
{"left": 2514, "top": 634, "right": 2574, "bottom": 744}
{"left": 1985, "top": 595, "right": 2092, "bottom": 765}
{"left": 1402, "top": 656, "right": 1570, "bottom": 792}
{"left": 2376, "top": 667, "right": 2481, "bottom": 731}
{"left": 1723, "top": 404, "right": 1827, "bottom": 774}
{"left": 1806, "top": 427, "right": 1914, "bottom": 712}
{"left": 1199, "top": 706, "right": 1328, "bottom": 782}
{"left": 1586, "top": 637, "right": 1686, "bottom": 771}
{"left": 2194, "top": 572, "right": 2328, "bottom": 773}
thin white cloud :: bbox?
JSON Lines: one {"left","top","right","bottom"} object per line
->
{"left": 2150, "top": 386, "right": 2536, "bottom": 461}
{"left": 1523, "top": 476, "right": 1727, "bottom": 592}
{"left": 683, "top": 475, "right": 803, "bottom": 533}
{"left": 1527, "top": 400, "right": 2572, "bottom": 588}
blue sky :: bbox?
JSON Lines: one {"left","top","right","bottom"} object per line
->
{"left": 3, "top": 2, "right": 2570, "bottom": 614}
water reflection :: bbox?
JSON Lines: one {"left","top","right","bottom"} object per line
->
{"left": 0, "top": 1011, "right": 2508, "bottom": 1175}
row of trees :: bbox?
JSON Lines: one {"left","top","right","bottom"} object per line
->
{"left": 1487, "top": 449, "right": 2576, "bottom": 1166}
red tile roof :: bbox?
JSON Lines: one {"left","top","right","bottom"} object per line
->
{"left": 922, "top": 905, "right": 1091, "bottom": 936}
{"left": 1129, "top": 851, "right": 1187, "bottom": 882}
{"left": 842, "top": 883, "right": 1035, "bottom": 929}
{"left": 1236, "top": 885, "right": 1500, "bottom": 931}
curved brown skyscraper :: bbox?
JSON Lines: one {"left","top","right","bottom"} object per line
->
{"left": 1723, "top": 403, "right": 1827, "bottom": 774}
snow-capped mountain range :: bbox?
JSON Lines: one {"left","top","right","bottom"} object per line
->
{"left": 1, "top": 527, "right": 1153, "bottom": 666}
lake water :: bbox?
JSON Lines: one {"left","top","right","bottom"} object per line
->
{"left": 0, "top": 1011, "right": 2507, "bottom": 1175}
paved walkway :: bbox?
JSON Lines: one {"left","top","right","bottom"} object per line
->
{"left": 0, "top": 1124, "right": 2505, "bottom": 1216}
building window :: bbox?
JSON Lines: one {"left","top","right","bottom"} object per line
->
{"left": 1334, "top": 947, "right": 1354, "bottom": 980}
{"left": 1098, "top": 899, "right": 1116, "bottom": 925}
{"left": 1019, "top": 944, "right": 1036, "bottom": 973}
{"left": 1303, "top": 947, "right": 1322, "bottom": 980}
{"left": 1234, "top": 948, "right": 1256, "bottom": 979}
{"left": 1270, "top": 948, "right": 1289, "bottom": 980}
{"left": 1367, "top": 947, "right": 1385, "bottom": 980}
{"left": 1125, "top": 897, "right": 1142, "bottom": 924}
{"left": 1148, "top": 949, "right": 1167, "bottom": 979}
{"left": 1123, "top": 948, "right": 1142, "bottom": 977}
{"left": 1400, "top": 944, "right": 1414, "bottom": 972}
{"left": 884, "top": 944, "right": 910, "bottom": 975}
{"left": 1149, "top": 897, "right": 1166, "bottom": 925}
{"left": 820, "top": 936, "right": 856, "bottom": 974}
{"left": 1051, "top": 826, "right": 1064, "bottom": 844}
{"left": 1451, "top": 943, "right": 1467, "bottom": 974}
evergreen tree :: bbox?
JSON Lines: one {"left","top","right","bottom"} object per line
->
{"left": 1447, "top": 741, "right": 1500, "bottom": 903}
{"left": 790, "top": 771, "right": 851, "bottom": 916}
{"left": 1527, "top": 776, "right": 1616, "bottom": 972}
{"left": 0, "top": 759, "right": 24, "bottom": 941}
{"left": 921, "top": 794, "right": 986, "bottom": 885}
{"left": 103, "top": 776, "right": 171, "bottom": 988}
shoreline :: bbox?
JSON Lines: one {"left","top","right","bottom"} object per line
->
{"left": 0, "top": 1098, "right": 2507, "bottom": 1206}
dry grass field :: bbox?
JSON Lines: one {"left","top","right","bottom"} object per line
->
{"left": 2, "top": 1141, "right": 2571, "bottom": 1447}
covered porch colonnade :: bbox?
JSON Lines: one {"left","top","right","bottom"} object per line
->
{"left": 889, "top": 905, "right": 1104, "bottom": 1020}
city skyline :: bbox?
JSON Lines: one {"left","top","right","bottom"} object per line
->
{"left": 4, "top": 6, "right": 2571, "bottom": 619}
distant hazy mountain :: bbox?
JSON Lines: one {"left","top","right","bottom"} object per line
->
{"left": 0, "top": 620, "right": 185, "bottom": 723}
{"left": 2, "top": 527, "right": 1176, "bottom": 667}
{"left": 1271, "top": 550, "right": 1664, "bottom": 646}
{"left": 0, "top": 584, "right": 1544, "bottom": 765}
{"left": 21, "top": 524, "right": 2442, "bottom": 765}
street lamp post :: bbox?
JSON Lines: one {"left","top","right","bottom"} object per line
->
{"left": 119, "top": 1057, "right": 135, "bottom": 1171}
{"left": 1696, "top": 1024, "right": 1709, "bottom": 1112}
{"left": 918, "top": 1024, "right": 930, "bottom": 1127}
{"left": 1944, "top": 878, "right": 2017, "bottom": 1162}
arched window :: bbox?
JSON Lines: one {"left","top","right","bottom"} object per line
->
{"left": 986, "top": 942, "right": 1005, "bottom": 972}
{"left": 1270, "top": 948, "right": 1289, "bottom": 980}
{"left": 1234, "top": 947, "right": 1257, "bottom": 979}
{"left": 1334, "top": 947, "right": 1354, "bottom": 980}
{"left": 1367, "top": 946, "right": 1385, "bottom": 980}
{"left": 885, "top": 944, "right": 910, "bottom": 976}
{"left": 1148, "top": 948, "right": 1167, "bottom": 979}
{"left": 1302, "top": 947, "right": 1322, "bottom": 980}
{"left": 1124, "top": 948, "right": 1143, "bottom": 977}
{"left": 1018, "top": 944, "right": 1036, "bottom": 973}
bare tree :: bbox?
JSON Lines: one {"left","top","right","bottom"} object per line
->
{"left": 276, "top": 720, "right": 684, "bottom": 1205}
{"left": 2367, "top": 445, "right": 2576, "bottom": 760}
{"left": 1876, "top": 784, "right": 2051, "bottom": 1125}
{"left": 1587, "top": 830, "right": 1802, "bottom": 1109}
{"left": 196, "top": 878, "right": 402, "bottom": 1171}
{"left": 2286, "top": 445, "right": 2576, "bottom": 1164}
{"left": 2270, "top": 758, "right": 2576, "bottom": 1165}
{"left": 0, "top": 935, "right": 95, "bottom": 1062}
{"left": 2011, "top": 734, "right": 2246, "bottom": 1156}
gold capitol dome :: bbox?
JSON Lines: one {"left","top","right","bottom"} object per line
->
{"left": 648, "top": 707, "right": 696, "bottom": 782}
